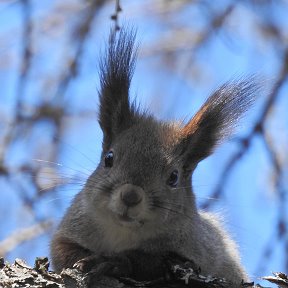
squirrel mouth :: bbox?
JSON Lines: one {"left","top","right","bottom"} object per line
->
{"left": 118, "top": 213, "right": 134, "bottom": 222}
{"left": 116, "top": 212, "right": 144, "bottom": 227}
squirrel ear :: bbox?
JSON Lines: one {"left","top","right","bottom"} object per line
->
{"left": 98, "top": 28, "right": 138, "bottom": 150}
{"left": 178, "top": 79, "right": 260, "bottom": 170}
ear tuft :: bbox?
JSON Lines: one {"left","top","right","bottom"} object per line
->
{"left": 180, "top": 77, "right": 261, "bottom": 165}
{"left": 99, "top": 27, "right": 138, "bottom": 149}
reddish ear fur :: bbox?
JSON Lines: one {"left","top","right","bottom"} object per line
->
{"left": 179, "top": 79, "right": 260, "bottom": 168}
{"left": 182, "top": 102, "right": 210, "bottom": 137}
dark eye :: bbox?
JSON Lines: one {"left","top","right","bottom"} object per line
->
{"left": 104, "top": 151, "right": 114, "bottom": 168}
{"left": 167, "top": 170, "right": 179, "bottom": 187}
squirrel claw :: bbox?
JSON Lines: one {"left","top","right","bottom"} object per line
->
{"left": 73, "top": 255, "right": 130, "bottom": 278}
{"left": 73, "top": 261, "right": 85, "bottom": 272}
{"left": 73, "top": 256, "right": 98, "bottom": 273}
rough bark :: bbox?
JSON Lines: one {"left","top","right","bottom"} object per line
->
{"left": 0, "top": 257, "right": 287, "bottom": 288}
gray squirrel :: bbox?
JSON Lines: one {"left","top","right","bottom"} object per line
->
{"left": 51, "top": 28, "right": 259, "bottom": 285}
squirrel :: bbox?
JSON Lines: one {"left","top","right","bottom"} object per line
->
{"left": 50, "top": 27, "right": 259, "bottom": 286}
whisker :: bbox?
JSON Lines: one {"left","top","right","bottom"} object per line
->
{"left": 150, "top": 202, "right": 193, "bottom": 221}
{"left": 29, "top": 174, "right": 87, "bottom": 182}
{"left": 52, "top": 136, "right": 99, "bottom": 167}
{"left": 197, "top": 196, "right": 221, "bottom": 201}
{"left": 45, "top": 196, "right": 75, "bottom": 203}
{"left": 32, "top": 159, "right": 92, "bottom": 177}
{"left": 171, "top": 185, "right": 194, "bottom": 191}
{"left": 149, "top": 186, "right": 221, "bottom": 204}
{"left": 37, "top": 183, "right": 82, "bottom": 193}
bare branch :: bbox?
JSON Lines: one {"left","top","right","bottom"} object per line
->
{"left": 0, "top": 221, "right": 52, "bottom": 256}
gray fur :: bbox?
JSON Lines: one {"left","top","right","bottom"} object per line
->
{"left": 50, "top": 28, "right": 258, "bottom": 285}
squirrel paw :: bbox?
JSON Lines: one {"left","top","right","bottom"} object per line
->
{"left": 89, "top": 261, "right": 129, "bottom": 278}
{"left": 73, "top": 255, "right": 98, "bottom": 273}
{"left": 73, "top": 255, "right": 132, "bottom": 278}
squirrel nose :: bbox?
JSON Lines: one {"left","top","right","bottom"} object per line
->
{"left": 121, "top": 189, "right": 142, "bottom": 207}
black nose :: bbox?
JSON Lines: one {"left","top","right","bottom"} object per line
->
{"left": 121, "top": 190, "right": 142, "bottom": 207}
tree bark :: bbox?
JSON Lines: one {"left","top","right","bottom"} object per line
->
{"left": 1, "top": 257, "right": 286, "bottom": 288}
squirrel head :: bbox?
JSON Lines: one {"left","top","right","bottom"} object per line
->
{"left": 84, "top": 28, "right": 259, "bottom": 231}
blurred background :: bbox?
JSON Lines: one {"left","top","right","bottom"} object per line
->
{"left": 0, "top": 0, "right": 287, "bottom": 286}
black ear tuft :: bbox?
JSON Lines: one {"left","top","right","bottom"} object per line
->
{"left": 179, "top": 78, "right": 260, "bottom": 167}
{"left": 99, "top": 27, "right": 138, "bottom": 150}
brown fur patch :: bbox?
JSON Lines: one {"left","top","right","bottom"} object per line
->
{"left": 182, "top": 102, "right": 209, "bottom": 137}
{"left": 51, "top": 236, "right": 91, "bottom": 272}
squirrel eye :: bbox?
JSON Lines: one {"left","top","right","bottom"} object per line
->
{"left": 167, "top": 170, "right": 179, "bottom": 187}
{"left": 104, "top": 151, "right": 114, "bottom": 168}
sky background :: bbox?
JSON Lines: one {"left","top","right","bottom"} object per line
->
{"left": 0, "top": 1, "right": 288, "bottom": 286}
